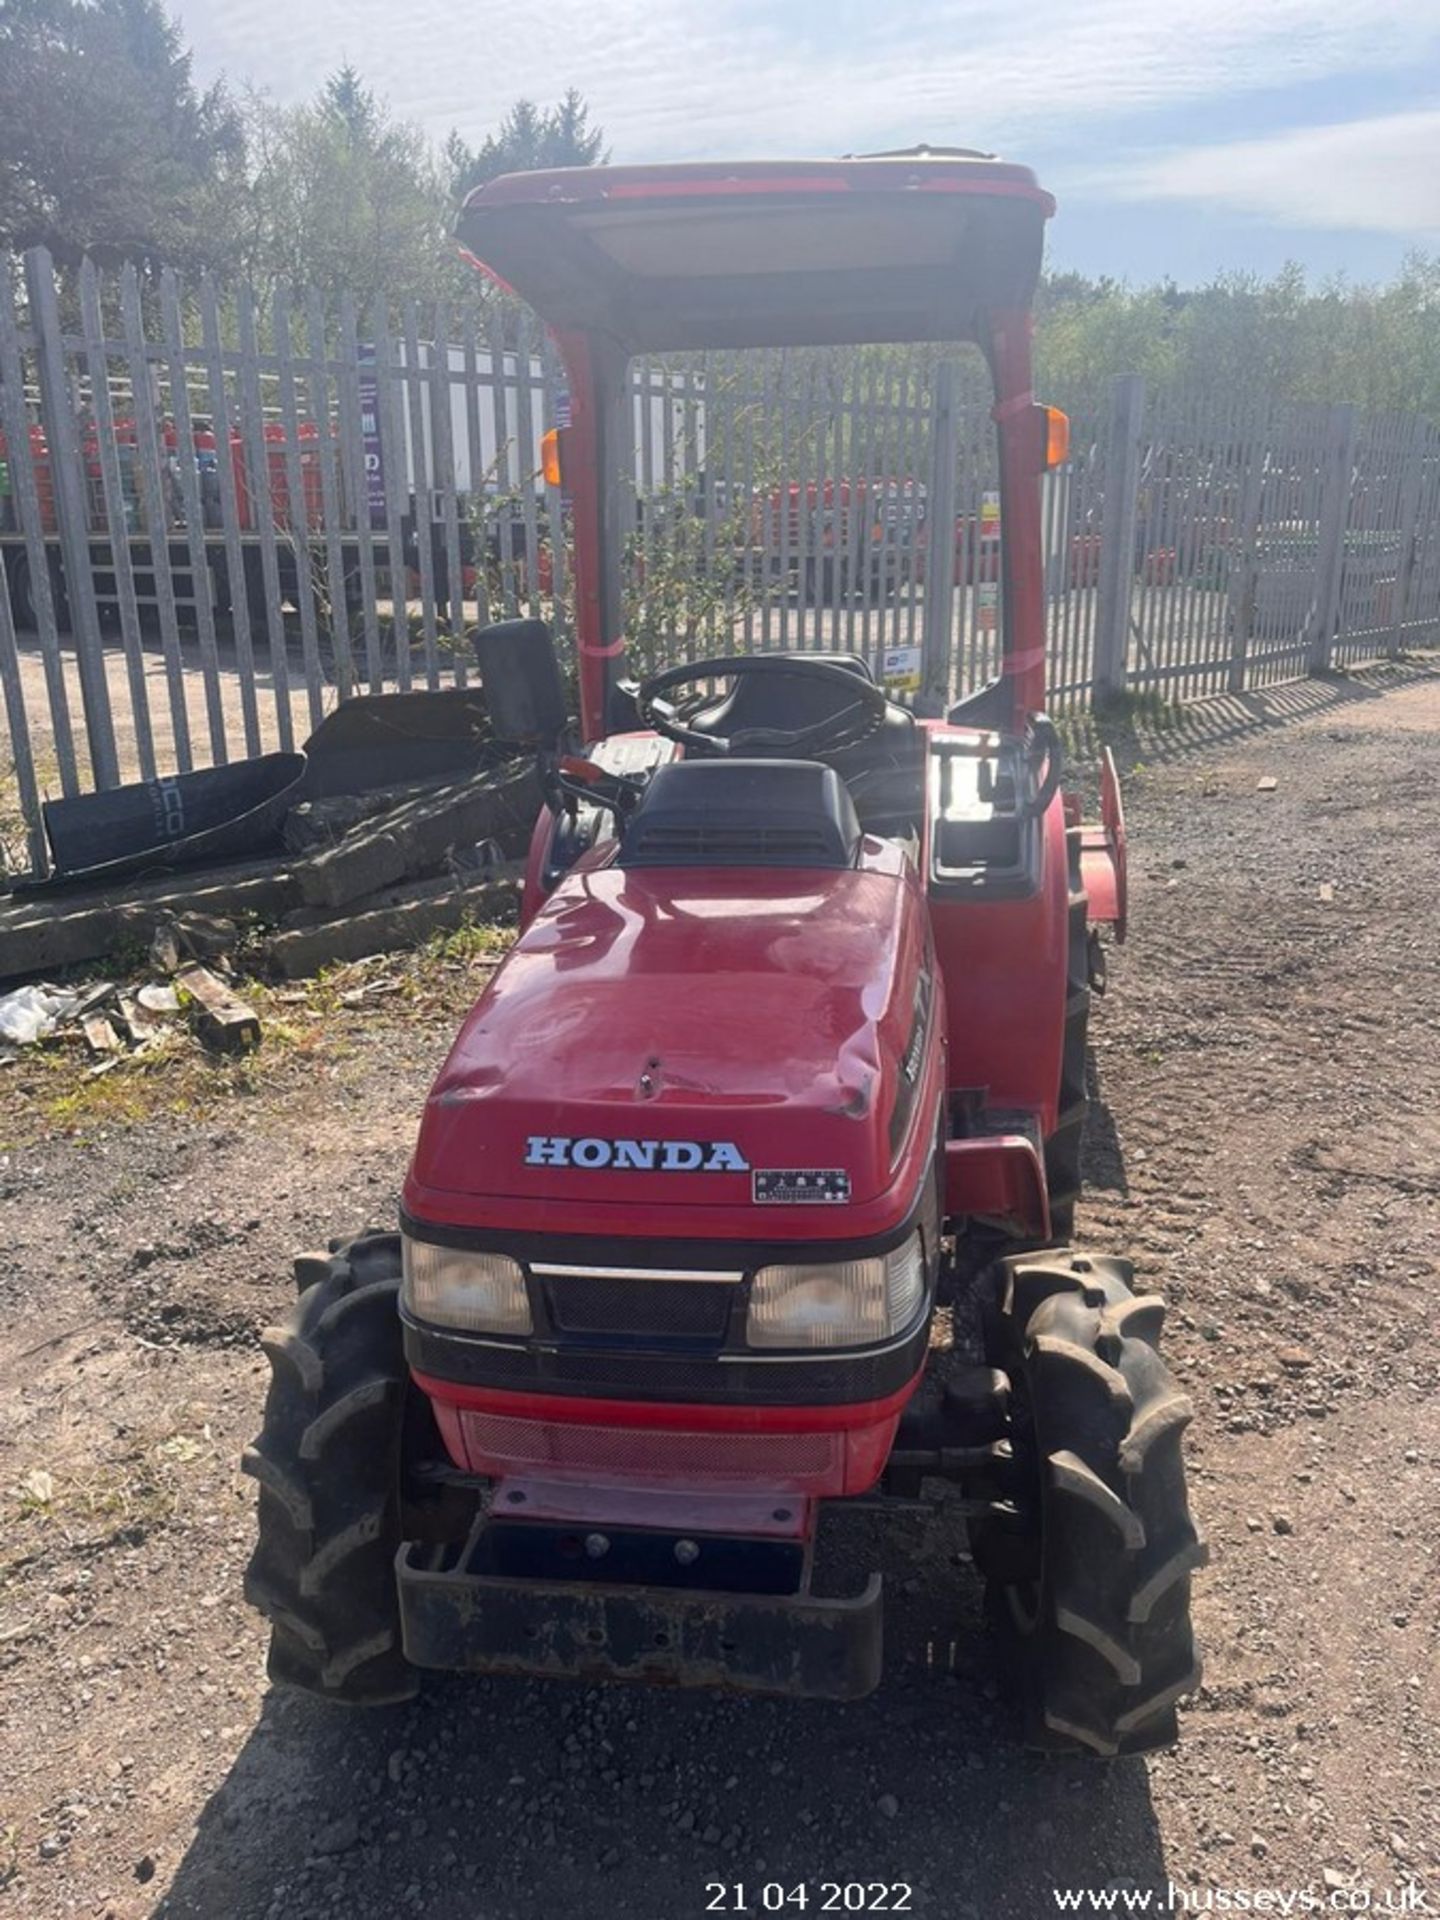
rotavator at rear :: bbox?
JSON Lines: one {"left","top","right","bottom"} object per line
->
{"left": 244, "top": 152, "right": 1205, "bottom": 1754}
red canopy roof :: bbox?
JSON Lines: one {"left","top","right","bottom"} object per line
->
{"left": 457, "top": 155, "right": 1053, "bottom": 352}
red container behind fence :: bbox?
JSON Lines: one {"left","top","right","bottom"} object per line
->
{"left": 268, "top": 422, "right": 324, "bottom": 531}
{"left": 0, "top": 426, "right": 58, "bottom": 534}
{"left": 228, "top": 429, "right": 254, "bottom": 531}
{"left": 228, "top": 422, "right": 326, "bottom": 532}
{"left": 82, "top": 419, "right": 148, "bottom": 533}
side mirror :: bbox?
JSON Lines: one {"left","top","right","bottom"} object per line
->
{"left": 472, "top": 618, "right": 570, "bottom": 746}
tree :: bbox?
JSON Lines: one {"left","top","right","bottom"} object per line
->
{"left": 239, "top": 70, "right": 456, "bottom": 311}
{"left": 0, "top": 0, "right": 246, "bottom": 271}
{"left": 445, "top": 89, "right": 607, "bottom": 205}
{"left": 1032, "top": 259, "right": 1440, "bottom": 419}
{"left": 321, "top": 62, "right": 376, "bottom": 141}
{"left": 1034, "top": 276, "right": 1183, "bottom": 412}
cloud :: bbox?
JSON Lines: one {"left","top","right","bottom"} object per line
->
{"left": 1093, "top": 108, "right": 1440, "bottom": 234}
{"left": 174, "top": 0, "right": 1440, "bottom": 172}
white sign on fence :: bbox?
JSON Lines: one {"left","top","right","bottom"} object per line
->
{"left": 881, "top": 644, "right": 923, "bottom": 694}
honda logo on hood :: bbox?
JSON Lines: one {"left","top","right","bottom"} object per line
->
{"left": 525, "top": 1136, "right": 750, "bottom": 1174}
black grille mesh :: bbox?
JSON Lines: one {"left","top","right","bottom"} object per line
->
{"left": 541, "top": 1274, "right": 735, "bottom": 1341}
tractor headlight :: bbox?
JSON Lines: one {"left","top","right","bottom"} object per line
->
{"left": 746, "top": 1232, "right": 925, "bottom": 1350}
{"left": 401, "top": 1236, "right": 531, "bottom": 1335}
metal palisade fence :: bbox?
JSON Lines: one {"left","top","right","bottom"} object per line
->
{"left": 2, "top": 247, "right": 1439, "bottom": 879}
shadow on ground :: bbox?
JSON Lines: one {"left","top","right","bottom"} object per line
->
{"left": 1076, "top": 654, "right": 1439, "bottom": 775}
{"left": 1081, "top": 1046, "right": 1129, "bottom": 1200}
{"left": 155, "top": 1603, "right": 1166, "bottom": 1920}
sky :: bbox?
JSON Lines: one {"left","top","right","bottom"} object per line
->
{"left": 171, "top": 0, "right": 1440, "bottom": 287}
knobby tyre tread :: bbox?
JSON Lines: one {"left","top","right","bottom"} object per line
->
{"left": 971, "top": 1250, "right": 1206, "bottom": 1755}
{"left": 242, "top": 1230, "right": 417, "bottom": 1705}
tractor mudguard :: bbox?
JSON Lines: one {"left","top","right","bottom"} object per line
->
{"left": 1078, "top": 746, "right": 1128, "bottom": 941}
{"left": 944, "top": 1133, "right": 1050, "bottom": 1239}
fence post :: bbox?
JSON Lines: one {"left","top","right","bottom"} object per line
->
{"left": 919, "top": 358, "right": 959, "bottom": 715}
{"left": 1308, "top": 404, "right": 1355, "bottom": 674}
{"left": 1226, "top": 411, "right": 1270, "bottom": 693}
{"left": 0, "top": 259, "right": 78, "bottom": 802}
{"left": 77, "top": 257, "right": 156, "bottom": 782}
{"left": 25, "top": 248, "right": 122, "bottom": 789}
{"left": 0, "top": 547, "right": 46, "bottom": 874}
{"left": 1093, "top": 373, "right": 1144, "bottom": 706}
{"left": 1388, "top": 423, "right": 1426, "bottom": 659}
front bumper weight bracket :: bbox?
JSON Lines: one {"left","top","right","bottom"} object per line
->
{"left": 396, "top": 1541, "right": 883, "bottom": 1700}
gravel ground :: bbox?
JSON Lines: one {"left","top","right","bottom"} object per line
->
{"left": 1, "top": 660, "right": 1437, "bottom": 1920}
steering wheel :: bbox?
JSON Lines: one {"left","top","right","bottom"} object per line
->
{"left": 1023, "top": 715, "right": 1064, "bottom": 820}
{"left": 636, "top": 654, "right": 889, "bottom": 759}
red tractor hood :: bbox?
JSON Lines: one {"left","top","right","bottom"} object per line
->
{"left": 404, "top": 840, "right": 940, "bottom": 1242}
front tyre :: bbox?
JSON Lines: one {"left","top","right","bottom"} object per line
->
{"left": 969, "top": 1251, "right": 1207, "bottom": 1755}
{"left": 242, "top": 1231, "right": 418, "bottom": 1705}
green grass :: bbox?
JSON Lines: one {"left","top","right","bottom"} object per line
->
{"left": 421, "top": 913, "right": 513, "bottom": 967}
{"left": 1, "top": 1409, "right": 217, "bottom": 1582}
{"left": 1060, "top": 688, "right": 1183, "bottom": 764}
{"left": 1, "top": 911, "right": 516, "bottom": 1148}
{"left": 0, "top": 743, "right": 64, "bottom": 878}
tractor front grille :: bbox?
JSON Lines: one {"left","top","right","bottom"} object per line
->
{"left": 456, "top": 1408, "right": 841, "bottom": 1489}
{"left": 539, "top": 1272, "right": 735, "bottom": 1344}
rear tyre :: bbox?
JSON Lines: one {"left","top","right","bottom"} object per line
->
{"left": 969, "top": 1250, "right": 1206, "bottom": 1755}
{"left": 242, "top": 1231, "right": 418, "bottom": 1706}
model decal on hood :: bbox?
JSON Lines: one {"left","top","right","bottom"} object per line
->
{"left": 524, "top": 1136, "right": 751, "bottom": 1173}
{"left": 753, "top": 1168, "right": 852, "bottom": 1204}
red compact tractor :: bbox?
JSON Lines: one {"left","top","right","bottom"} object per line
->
{"left": 245, "top": 154, "right": 1204, "bottom": 1755}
